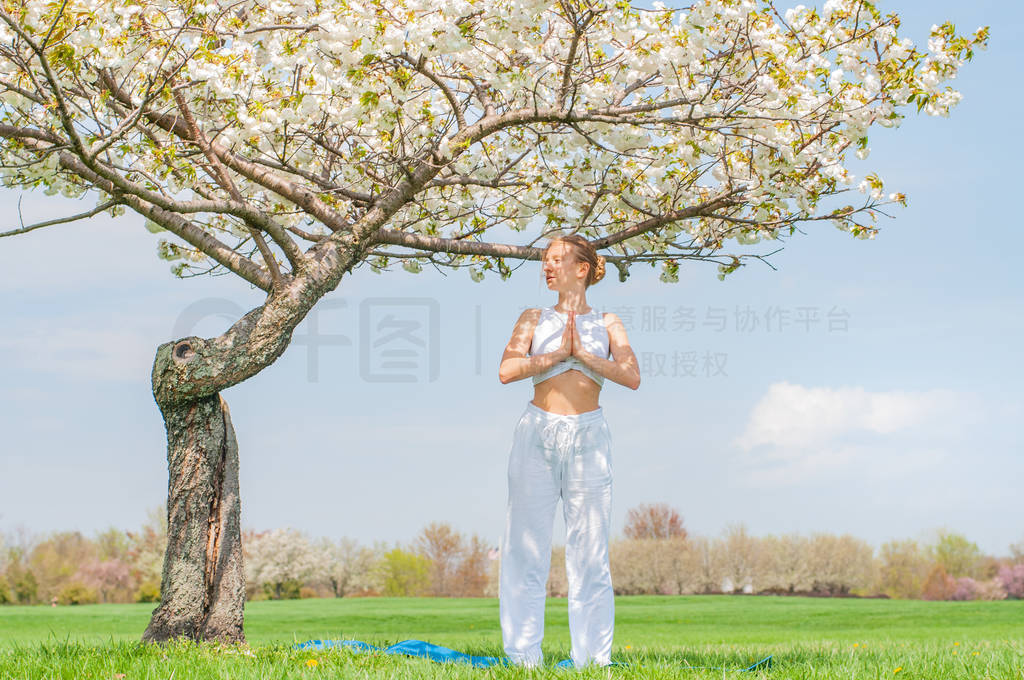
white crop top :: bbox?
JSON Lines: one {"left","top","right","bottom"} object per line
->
{"left": 529, "top": 306, "right": 611, "bottom": 387}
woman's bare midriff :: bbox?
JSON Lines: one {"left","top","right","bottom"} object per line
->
{"left": 531, "top": 369, "right": 601, "bottom": 415}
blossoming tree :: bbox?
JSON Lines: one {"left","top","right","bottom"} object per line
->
{"left": 245, "top": 528, "right": 325, "bottom": 600}
{"left": 0, "top": 0, "right": 985, "bottom": 643}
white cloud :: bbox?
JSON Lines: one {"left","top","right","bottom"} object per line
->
{"left": 731, "top": 381, "right": 978, "bottom": 483}
{"left": 734, "top": 381, "right": 968, "bottom": 451}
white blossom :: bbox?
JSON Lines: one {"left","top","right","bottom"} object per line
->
{"left": 0, "top": 0, "right": 987, "bottom": 280}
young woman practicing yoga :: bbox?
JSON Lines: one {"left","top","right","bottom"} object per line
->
{"left": 497, "top": 234, "right": 641, "bottom": 667}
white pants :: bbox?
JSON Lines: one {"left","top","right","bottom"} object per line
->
{"left": 499, "top": 401, "right": 614, "bottom": 667}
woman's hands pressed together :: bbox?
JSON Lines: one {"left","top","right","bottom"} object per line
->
{"left": 557, "top": 312, "right": 590, "bottom": 362}
{"left": 556, "top": 312, "right": 574, "bottom": 360}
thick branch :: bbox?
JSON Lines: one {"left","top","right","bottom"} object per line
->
{"left": 97, "top": 71, "right": 353, "bottom": 232}
{"left": 589, "top": 188, "right": 741, "bottom": 249}
{"left": 371, "top": 229, "right": 542, "bottom": 259}
{"left": 26, "top": 139, "right": 274, "bottom": 290}
{"left": 1, "top": 129, "right": 269, "bottom": 288}
{"left": 128, "top": 196, "right": 274, "bottom": 292}
{"left": 173, "top": 90, "right": 298, "bottom": 286}
{"left": 368, "top": 189, "right": 736, "bottom": 261}
{"left": 0, "top": 122, "right": 63, "bottom": 145}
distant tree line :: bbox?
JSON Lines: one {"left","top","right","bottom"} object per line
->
{"left": 2, "top": 504, "right": 1021, "bottom": 605}
{"left": 0, "top": 507, "right": 166, "bottom": 606}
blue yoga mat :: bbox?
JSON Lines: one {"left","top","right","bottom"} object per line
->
{"left": 295, "top": 639, "right": 773, "bottom": 672}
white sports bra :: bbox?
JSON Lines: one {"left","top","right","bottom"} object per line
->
{"left": 529, "top": 306, "right": 611, "bottom": 387}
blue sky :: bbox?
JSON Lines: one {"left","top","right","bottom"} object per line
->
{"left": 1, "top": 0, "right": 1021, "bottom": 556}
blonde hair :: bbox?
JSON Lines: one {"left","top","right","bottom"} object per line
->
{"left": 545, "top": 234, "right": 606, "bottom": 287}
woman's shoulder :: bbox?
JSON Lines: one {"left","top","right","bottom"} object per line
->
{"left": 514, "top": 307, "right": 545, "bottom": 323}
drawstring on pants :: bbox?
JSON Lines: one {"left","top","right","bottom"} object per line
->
{"left": 540, "top": 419, "right": 583, "bottom": 480}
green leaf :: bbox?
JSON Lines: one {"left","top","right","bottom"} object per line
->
{"left": 359, "top": 91, "right": 380, "bottom": 108}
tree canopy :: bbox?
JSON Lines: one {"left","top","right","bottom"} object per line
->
{"left": 0, "top": 0, "right": 987, "bottom": 291}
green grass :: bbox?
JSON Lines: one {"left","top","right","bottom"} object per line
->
{"left": 1, "top": 596, "right": 1022, "bottom": 679}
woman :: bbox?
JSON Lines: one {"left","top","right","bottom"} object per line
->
{"left": 497, "top": 234, "right": 641, "bottom": 667}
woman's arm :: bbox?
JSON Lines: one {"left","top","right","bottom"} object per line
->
{"left": 498, "top": 308, "right": 570, "bottom": 384}
{"left": 574, "top": 313, "right": 641, "bottom": 390}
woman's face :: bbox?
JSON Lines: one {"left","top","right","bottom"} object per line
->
{"left": 543, "top": 241, "right": 587, "bottom": 291}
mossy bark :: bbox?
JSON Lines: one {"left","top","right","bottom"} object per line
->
{"left": 139, "top": 272, "right": 353, "bottom": 644}
{"left": 142, "top": 389, "right": 244, "bottom": 643}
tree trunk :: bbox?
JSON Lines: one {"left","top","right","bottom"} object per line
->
{"left": 139, "top": 245, "right": 363, "bottom": 643}
{"left": 142, "top": 384, "right": 245, "bottom": 644}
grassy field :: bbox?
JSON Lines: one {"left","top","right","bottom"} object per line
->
{"left": 1, "top": 596, "right": 1021, "bottom": 678}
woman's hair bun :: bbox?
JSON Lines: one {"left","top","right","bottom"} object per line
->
{"left": 592, "top": 255, "right": 606, "bottom": 285}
